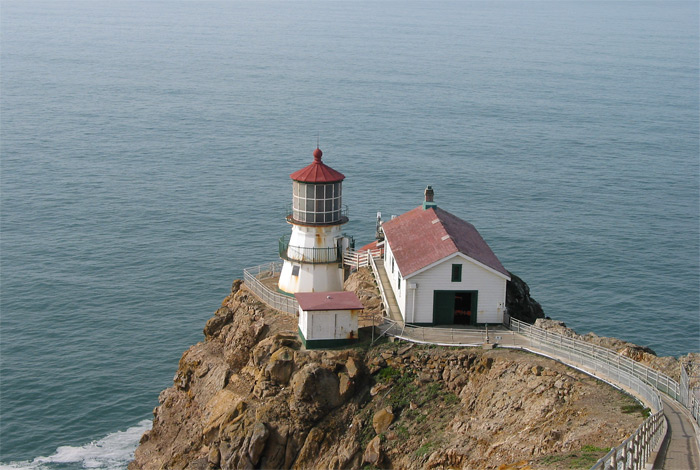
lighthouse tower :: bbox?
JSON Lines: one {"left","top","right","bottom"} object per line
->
{"left": 278, "top": 147, "right": 351, "bottom": 294}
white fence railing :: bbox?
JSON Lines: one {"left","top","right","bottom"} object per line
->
{"left": 681, "top": 361, "right": 700, "bottom": 425}
{"left": 344, "top": 248, "right": 383, "bottom": 269}
{"left": 510, "top": 319, "right": 667, "bottom": 470}
{"left": 243, "top": 262, "right": 298, "bottom": 315}
{"left": 368, "top": 254, "right": 391, "bottom": 318}
{"left": 379, "top": 319, "right": 493, "bottom": 346}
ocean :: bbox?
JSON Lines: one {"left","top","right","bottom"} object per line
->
{"left": 1, "top": 0, "right": 698, "bottom": 467}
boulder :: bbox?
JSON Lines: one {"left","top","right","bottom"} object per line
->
{"left": 258, "top": 424, "right": 289, "bottom": 469}
{"left": 247, "top": 422, "right": 269, "bottom": 465}
{"left": 291, "top": 363, "right": 342, "bottom": 409}
{"left": 362, "top": 435, "right": 382, "bottom": 465}
{"left": 373, "top": 406, "right": 394, "bottom": 434}
{"left": 265, "top": 347, "right": 295, "bottom": 385}
{"left": 346, "top": 357, "right": 360, "bottom": 379}
{"left": 338, "top": 372, "right": 354, "bottom": 399}
{"left": 203, "top": 390, "right": 245, "bottom": 439}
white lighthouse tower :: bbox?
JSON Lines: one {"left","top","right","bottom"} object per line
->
{"left": 278, "top": 147, "right": 352, "bottom": 294}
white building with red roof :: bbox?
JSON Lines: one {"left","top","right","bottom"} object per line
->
{"left": 381, "top": 186, "right": 510, "bottom": 326}
{"left": 294, "top": 291, "right": 364, "bottom": 349}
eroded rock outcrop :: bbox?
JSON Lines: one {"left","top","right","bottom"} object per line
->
{"left": 506, "top": 271, "right": 545, "bottom": 324}
{"left": 130, "top": 272, "right": 653, "bottom": 470}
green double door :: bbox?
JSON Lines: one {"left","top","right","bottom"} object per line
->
{"left": 433, "top": 290, "right": 478, "bottom": 326}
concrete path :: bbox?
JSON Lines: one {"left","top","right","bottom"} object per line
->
{"left": 655, "top": 396, "right": 700, "bottom": 469}
{"left": 369, "top": 262, "right": 699, "bottom": 469}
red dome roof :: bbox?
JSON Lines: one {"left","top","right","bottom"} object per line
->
{"left": 290, "top": 148, "right": 345, "bottom": 183}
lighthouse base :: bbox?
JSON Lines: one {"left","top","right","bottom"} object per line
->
{"left": 278, "top": 261, "right": 344, "bottom": 294}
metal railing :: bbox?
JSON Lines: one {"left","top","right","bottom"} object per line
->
{"left": 591, "top": 412, "right": 666, "bottom": 470}
{"left": 278, "top": 235, "right": 341, "bottom": 264}
{"left": 509, "top": 319, "right": 667, "bottom": 470}
{"left": 379, "top": 319, "right": 499, "bottom": 346}
{"left": 681, "top": 361, "right": 700, "bottom": 424}
{"left": 369, "top": 253, "right": 391, "bottom": 318}
{"left": 242, "top": 262, "right": 299, "bottom": 315}
{"left": 510, "top": 319, "right": 668, "bottom": 409}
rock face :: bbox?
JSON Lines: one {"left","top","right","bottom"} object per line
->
{"left": 506, "top": 271, "right": 545, "bottom": 324}
{"left": 130, "top": 274, "right": 653, "bottom": 470}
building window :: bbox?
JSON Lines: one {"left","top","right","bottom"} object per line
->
{"left": 398, "top": 277, "right": 401, "bottom": 290}
{"left": 451, "top": 264, "right": 462, "bottom": 282}
{"left": 292, "top": 265, "right": 300, "bottom": 276}
{"left": 391, "top": 257, "right": 394, "bottom": 273}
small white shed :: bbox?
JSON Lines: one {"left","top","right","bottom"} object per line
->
{"left": 381, "top": 187, "right": 510, "bottom": 326}
{"left": 294, "top": 291, "right": 364, "bottom": 349}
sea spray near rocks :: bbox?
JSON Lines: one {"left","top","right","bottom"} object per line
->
{"left": 0, "top": 420, "right": 152, "bottom": 470}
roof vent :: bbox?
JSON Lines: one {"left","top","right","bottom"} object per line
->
{"left": 423, "top": 185, "right": 438, "bottom": 210}
{"left": 441, "top": 235, "right": 450, "bottom": 241}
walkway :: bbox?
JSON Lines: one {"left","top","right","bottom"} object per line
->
{"left": 514, "top": 339, "right": 699, "bottom": 469}
{"left": 369, "top": 266, "right": 699, "bottom": 470}
{"left": 655, "top": 396, "right": 700, "bottom": 469}
{"left": 372, "top": 261, "right": 403, "bottom": 324}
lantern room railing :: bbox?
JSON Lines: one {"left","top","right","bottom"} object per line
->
{"left": 279, "top": 235, "right": 341, "bottom": 264}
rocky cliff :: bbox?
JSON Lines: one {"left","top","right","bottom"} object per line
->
{"left": 130, "top": 270, "right": 657, "bottom": 470}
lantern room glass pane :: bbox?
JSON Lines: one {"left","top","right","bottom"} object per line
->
{"left": 305, "top": 184, "right": 314, "bottom": 198}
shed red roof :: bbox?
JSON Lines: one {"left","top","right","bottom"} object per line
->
{"left": 294, "top": 291, "right": 364, "bottom": 311}
{"left": 289, "top": 148, "right": 345, "bottom": 183}
{"left": 381, "top": 206, "right": 509, "bottom": 278}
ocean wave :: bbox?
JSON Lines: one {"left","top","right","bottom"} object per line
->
{"left": 0, "top": 420, "right": 152, "bottom": 470}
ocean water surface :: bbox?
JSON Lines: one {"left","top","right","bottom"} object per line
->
{"left": 1, "top": 0, "right": 698, "bottom": 467}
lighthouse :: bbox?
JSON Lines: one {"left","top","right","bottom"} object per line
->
{"left": 278, "top": 147, "right": 352, "bottom": 294}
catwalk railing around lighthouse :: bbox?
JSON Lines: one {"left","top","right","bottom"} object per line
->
{"left": 278, "top": 235, "right": 341, "bottom": 264}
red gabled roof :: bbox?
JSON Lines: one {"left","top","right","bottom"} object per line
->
{"left": 381, "top": 206, "right": 509, "bottom": 278}
{"left": 294, "top": 291, "right": 364, "bottom": 311}
{"left": 290, "top": 148, "right": 345, "bottom": 183}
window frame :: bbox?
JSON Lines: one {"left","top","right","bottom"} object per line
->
{"left": 451, "top": 264, "right": 462, "bottom": 282}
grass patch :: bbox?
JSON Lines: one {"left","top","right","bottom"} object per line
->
{"left": 377, "top": 366, "right": 401, "bottom": 382}
{"left": 538, "top": 445, "right": 611, "bottom": 469}
{"left": 387, "top": 373, "right": 419, "bottom": 409}
{"left": 396, "top": 424, "right": 409, "bottom": 440}
{"left": 621, "top": 402, "right": 651, "bottom": 418}
{"left": 443, "top": 392, "right": 460, "bottom": 405}
{"left": 415, "top": 441, "right": 436, "bottom": 457}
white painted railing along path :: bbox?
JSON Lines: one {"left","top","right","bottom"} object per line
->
{"left": 243, "top": 262, "right": 298, "bottom": 315}
{"left": 509, "top": 319, "right": 674, "bottom": 470}
{"left": 368, "top": 252, "right": 393, "bottom": 319}
{"left": 343, "top": 248, "right": 383, "bottom": 269}
{"left": 379, "top": 319, "right": 507, "bottom": 347}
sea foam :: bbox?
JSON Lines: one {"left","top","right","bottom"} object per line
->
{"left": 1, "top": 420, "right": 152, "bottom": 470}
